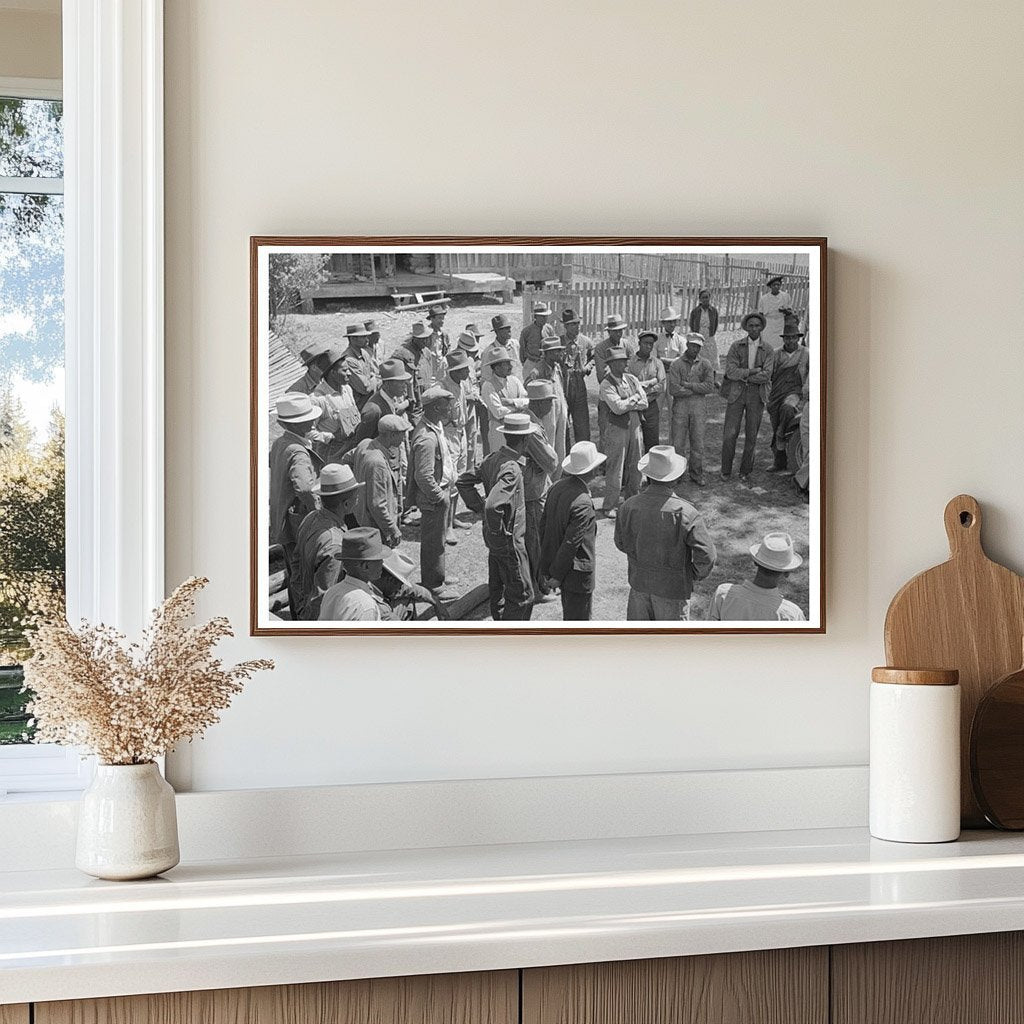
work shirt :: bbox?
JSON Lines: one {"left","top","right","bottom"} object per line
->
{"left": 667, "top": 354, "right": 715, "bottom": 400}
{"left": 709, "top": 580, "right": 805, "bottom": 621}
{"left": 292, "top": 506, "right": 346, "bottom": 620}
{"left": 481, "top": 373, "right": 529, "bottom": 450}
{"left": 518, "top": 321, "right": 548, "bottom": 366}
{"left": 310, "top": 387, "right": 361, "bottom": 461}
{"left": 627, "top": 351, "right": 665, "bottom": 400}
{"left": 346, "top": 438, "right": 404, "bottom": 549}
{"left": 480, "top": 339, "right": 522, "bottom": 383}
{"left": 655, "top": 330, "right": 684, "bottom": 372}
{"left": 599, "top": 371, "right": 648, "bottom": 428}
{"left": 410, "top": 419, "right": 455, "bottom": 508}
{"left": 563, "top": 333, "right": 594, "bottom": 404}
{"left": 613, "top": 482, "right": 717, "bottom": 601}
{"left": 343, "top": 386, "right": 408, "bottom": 454}
{"left": 593, "top": 336, "right": 636, "bottom": 382}
{"left": 268, "top": 428, "right": 321, "bottom": 546}
{"left": 456, "top": 447, "right": 527, "bottom": 557}
{"left": 341, "top": 345, "right": 380, "bottom": 406}
{"left": 390, "top": 340, "right": 428, "bottom": 412}
{"left": 522, "top": 417, "right": 559, "bottom": 502}
{"left": 319, "top": 574, "right": 394, "bottom": 622}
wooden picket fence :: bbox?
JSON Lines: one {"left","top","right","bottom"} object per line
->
{"left": 523, "top": 280, "right": 674, "bottom": 337}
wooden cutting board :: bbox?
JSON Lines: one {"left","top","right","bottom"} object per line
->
{"left": 884, "top": 494, "right": 1024, "bottom": 826}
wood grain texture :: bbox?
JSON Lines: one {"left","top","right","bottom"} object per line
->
{"left": 871, "top": 667, "right": 959, "bottom": 686}
{"left": 0, "top": 1007, "right": 30, "bottom": 1024}
{"left": 522, "top": 949, "right": 828, "bottom": 1024}
{"left": 970, "top": 655, "right": 1024, "bottom": 827}
{"left": 36, "top": 971, "right": 517, "bottom": 1024}
{"left": 884, "top": 494, "right": 1024, "bottom": 826}
{"left": 832, "top": 932, "right": 1024, "bottom": 1024}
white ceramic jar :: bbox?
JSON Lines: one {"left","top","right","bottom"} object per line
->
{"left": 869, "top": 667, "right": 961, "bottom": 843}
{"left": 76, "top": 762, "right": 180, "bottom": 880}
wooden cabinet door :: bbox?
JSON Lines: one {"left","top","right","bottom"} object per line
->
{"left": 0, "top": 1007, "right": 30, "bottom": 1024}
{"left": 523, "top": 948, "right": 828, "bottom": 1024}
{"left": 35, "top": 971, "right": 517, "bottom": 1024}
{"left": 832, "top": 932, "right": 1024, "bottom": 1024}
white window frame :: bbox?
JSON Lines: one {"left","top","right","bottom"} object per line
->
{"left": 0, "top": 0, "right": 165, "bottom": 797}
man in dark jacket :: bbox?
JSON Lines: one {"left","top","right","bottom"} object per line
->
{"left": 334, "top": 358, "right": 411, "bottom": 457}
{"left": 456, "top": 413, "right": 536, "bottom": 620}
{"left": 539, "top": 441, "right": 605, "bottom": 621}
{"left": 721, "top": 311, "right": 776, "bottom": 480}
{"left": 614, "top": 445, "right": 717, "bottom": 620}
{"left": 390, "top": 321, "right": 434, "bottom": 415}
{"left": 687, "top": 289, "right": 720, "bottom": 377}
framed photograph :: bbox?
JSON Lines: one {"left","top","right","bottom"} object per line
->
{"left": 251, "top": 237, "right": 826, "bottom": 635}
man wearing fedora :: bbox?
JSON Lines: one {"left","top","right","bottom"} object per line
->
{"left": 456, "top": 413, "right": 536, "bottom": 620}
{"left": 441, "top": 349, "right": 476, "bottom": 538}
{"left": 656, "top": 307, "right": 685, "bottom": 434}
{"left": 337, "top": 357, "right": 411, "bottom": 456}
{"left": 614, "top": 446, "right": 717, "bottom": 620}
{"left": 306, "top": 342, "right": 362, "bottom": 463}
{"left": 340, "top": 323, "right": 381, "bottom": 410}
{"left": 410, "top": 385, "right": 458, "bottom": 599}
{"left": 667, "top": 333, "right": 715, "bottom": 487}
{"left": 687, "top": 290, "right": 721, "bottom": 380}
{"left": 593, "top": 314, "right": 635, "bottom": 451}
{"left": 519, "top": 301, "right": 553, "bottom": 377}
{"left": 287, "top": 338, "right": 334, "bottom": 395}
{"left": 481, "top": 347, "right": 529, "bottom": 453}
{"left": 482, "top": 312, "right": 522, "bottom": 385}
{"left": 363, "top": 319, "right": 382, "bottom": 353}
{"left": 628, "top": 330, "right": 666, "bottom": 453}
{"left": 757, "top": 273, "right": 792, "bottom": 351}
{"left": 390, "top": 321, "right": 435, "bottom": 417}
{"left": 293, "top": 463, "right": 364, "bottom": 620}
{"left": 721, "top": 311, "right": 775, "bottom": 481}
{"left": 525, "top": 325, "right": 569, "bottom": 464}
{"left": 455, "top": 329, "right": 486, "bottom": 466}
{"left": 521, "top": 381, "right": 560, "bottom": 598}
{"left": 599, "top": 346, "right": 648, "bottom": 517}
{"left": 709, "top": 532, "right": 805, "bottom": 621}
{"left": 269, "top": 393, "right": 324, "bottom": 615}
{"left": 426, "top": 303, "right": 451, "bottom": 358}
{"left": 560, "top": 309, "right": 594, "bottom": 445}
{"left": 767, "top": 311, "right": 810, "bottom": 472}
{"left": 345, "top": 413, "right": 410, "bottom": 551}
{"left": 319, "top": 527, "right": 396, "bottom": 622}
{"left": 539, "top": 440, "right": 605, "bottom": 620}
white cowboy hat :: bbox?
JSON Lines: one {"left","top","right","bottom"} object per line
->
{"left": 562, "top": 441, "right": 606, "bottom": 476}
{"left": 276, "top": 393, "right": 322, "bottom": 424}
{"left": 637, "top": 444, "right": 687, "bottom": 482}
{"left": 750, "top": 532, "right": 803, "bottom": 572}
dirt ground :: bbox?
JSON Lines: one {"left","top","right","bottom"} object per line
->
{"left": 276, "top": 299, "right": 811, "bottom": 621}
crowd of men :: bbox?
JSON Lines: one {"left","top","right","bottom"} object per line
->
{"left": 268, "top": 271, "right": 811, "bottom": 623}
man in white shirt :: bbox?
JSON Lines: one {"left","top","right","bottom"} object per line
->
{"left": 319, "top": 527, "right": 394, "bottom": 621}
{"left": 709, "top": 532, "right": 806, "bottom": 621}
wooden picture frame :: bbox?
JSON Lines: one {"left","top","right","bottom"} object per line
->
{"left": 251, "top": 237, "right": 827, "bottom": 635}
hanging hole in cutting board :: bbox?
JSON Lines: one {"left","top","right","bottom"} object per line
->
{"left": 960, "top": 511, "right": 974, "bottom": 527}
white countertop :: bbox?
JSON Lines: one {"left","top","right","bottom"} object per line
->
{"left": 4, "top": 826, "right": 1024, "bottom": 1004}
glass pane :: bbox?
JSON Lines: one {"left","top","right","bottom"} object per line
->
{"left": 0, "top": 97, "right": 63, "bottom": 179}
{"left": 0, "top": 190, "right": 65, "bottom": 744}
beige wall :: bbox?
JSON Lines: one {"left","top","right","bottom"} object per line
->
{"left": 164, "top": 0, "right": 1024, "bottom": 791}
{"left": 0, "top": 9, "right": 60, "bottom": 81}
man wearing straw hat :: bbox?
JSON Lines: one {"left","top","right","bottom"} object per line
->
{"left": 614, "top": 445, "right": 717, "bottom": 620}
{"left": 709, "top": 532, "right": 805, "bottom": 621}
{"left": 340, "top": 323, "right": 381, "bottom": 410}
{"left": 346, "top": 414, "right": 410, "bottom": 551}
{"left": 539, "top": 441, "right": 605, "bottom": 621}
{"left": 721, "top": 311, "right": 775, "bottom": 481}
{"left": 293, "top": 463, "right": 364, "bottom": 620}
{"left": 481, "top": 346, "right": 530, "bottom": 453}
{"left": 560, "top": 308, "right": 594, "bottom": 445}
{"left": 456, "top": 413, "right": 537, "bottom": 620}
{"left": 598, "top": 346, "right": 648, "bottom": 517}
{"left": 667, "top": 333, "right": 715, "bottom": 487}
{"left": 269, "top": 393, "right": 324, "bottom": 615}
{"left": 519, "top": 300, "right": 553, "bottom": 377}
{"left": 593, "top": 314, "right": 634, "bottom": 451}
{"left": 410, "top": 386, "right": 459, "bottom": 600}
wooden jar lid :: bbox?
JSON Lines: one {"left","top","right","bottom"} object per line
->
{"left": 871, "top": 667, "right": 960, "bottom": 686}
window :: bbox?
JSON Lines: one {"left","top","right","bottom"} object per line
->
{"left": 0, "top": 78, "right": 84, "bottom": 795}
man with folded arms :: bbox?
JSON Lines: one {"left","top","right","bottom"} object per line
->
{"left": 269, "top": 393, "right": 324, "bottom": 615}
{"left": 560, "top": 308, "right": 594, "bottom": 445}
{"left": 456, "top": 413, "right": 536, "bottom": 620}
{"left": 628, "top": 330, "right": 665, "bottom": 452}
{"left": 519, "top": 301, "right": 553, "bottom": 378}
{"left": 293, "top": 463, "right": 364, "bottom": 620}
{"left": 481, "top": 347, "right": 529, "bottom": 453}
{"left": 598, "top": 346, "right": 647, "bottom": 518}
{"left": 668, "top": 333, "right": 715, "bottom": 487}
{"left": 721, "top": 311, "right": 775, "bottom": 481}
{"left": 540, "top": 440, "right": 605, "bottom": 621}
{"left": 709, "top": 532, "right": 805, "bottom": 621}
{"left": 345, "top": 414, "right": 410, "bottom": 551}
{"left": 593, "top": 314, "right": 634, "bottom": 450}
{"left": 525, "top": 325, "right": 569, "bottom": 463}
{"left": 410, "top": 386, "right": 458, "bottom": 599}
{"left": 614, "top": 445, "right": 717, "bottom": 621}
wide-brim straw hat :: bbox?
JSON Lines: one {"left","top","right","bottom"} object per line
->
{"left": 562, "top": 441, "right": 606, "bottom": 476}
{"left": 276, "top": 393, "right": 322, "bottom": 424}
{"left": 499, "top": 413, "right": 539, "bottom": 435}
{"left": 658, "top": 306, "right": 681, "bottom": 322}
{"left": 637, "top": 444, "right": 688, "bottom": 482}
{"left": 751, "top": 532, "right": 803, "bottom": 571}
{"left": 313, "top": 462, "right": 364, "bottom": 496}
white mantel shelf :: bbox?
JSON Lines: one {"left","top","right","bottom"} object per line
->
{"left": 4, "top": 827, "right": 1024, "bottom": 1005}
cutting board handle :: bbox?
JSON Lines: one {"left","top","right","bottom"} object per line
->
{"left": 944, "top": 494, "right": 983, "bottom": 559}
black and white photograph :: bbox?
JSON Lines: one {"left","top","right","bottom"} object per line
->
{"left": 251, "top": 239, "right": 825, "bottom": 633}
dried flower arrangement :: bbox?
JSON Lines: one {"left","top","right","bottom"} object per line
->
{"left": 22, "top": 577, "right": 273, "bottom": 765}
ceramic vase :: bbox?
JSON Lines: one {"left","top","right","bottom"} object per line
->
{"left": 76, "top": 762, "right": 180, "bottom": 880}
